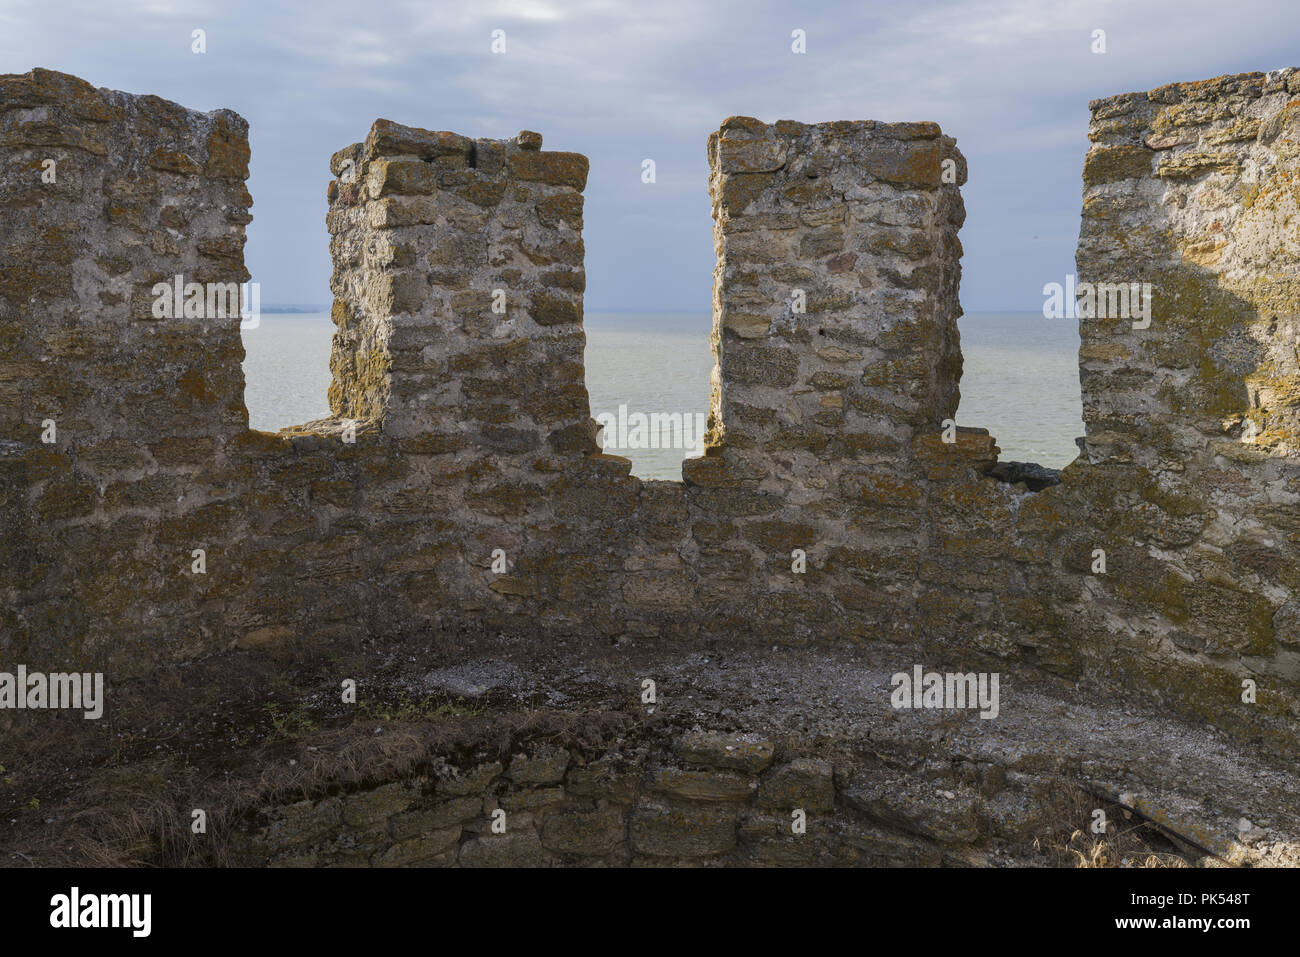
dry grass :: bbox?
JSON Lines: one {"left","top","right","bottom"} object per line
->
{"left": 1033, "top": 779, "right": 1200, "bottom": 868}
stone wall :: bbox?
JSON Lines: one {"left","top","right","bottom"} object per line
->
{"left": 700, "top": 117, "right": 967, "bottom": 637}
{"left": 1066, "top": 69, "right": 1300, "bottom": 719}
{"left": 4, "top": 67, "right": 1300, "bottom": 756}
{"left": 231, "top": 733, "right": 1025, "bottom": 868}
{"left": 235, "top": 736, "right": 869, "bottom": 868}
{"left": 0, "top": 69, "right": 253, "bottom": 670}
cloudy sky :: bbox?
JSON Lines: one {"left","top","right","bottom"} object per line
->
{"left": 4, "top": 0, "right": 1298, "bottom": 313}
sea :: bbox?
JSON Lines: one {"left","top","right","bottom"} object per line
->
{"left": 241, "top": 310, "right": 1084, "bottom": 479}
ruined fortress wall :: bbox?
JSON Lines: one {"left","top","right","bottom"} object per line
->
{"left": 325, "top": 121, "right": 596, "bottom": 454}
{"left": 4, "top": 69, "right": 1300, "bottom": 749}
{"left": 0, "top": 69, "right": 254, "bottom": 669}
{"left": 1067, "top": 68, "right": 1300, "bottom": 717}
{"left": 698, "top": 118, "right": 970, "bottom": 639}
{"left": 1079, "top": 69, "right": 1300, "bottom": 460}
{"left": 228, "top": 732, "right": 975, "bottom": 868}
{"left": 319, "top": 120, "right": 646, "bottom": 643}
{"left": 707, "top": 117, "right": 965, "bottom": 473}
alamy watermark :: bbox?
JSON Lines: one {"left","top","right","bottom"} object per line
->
{"left": 1042, "top": 274, "right": 1151, "bottom": 329}
{"left": 0, "top": 666, "right": 104, "bottom": 719}
{"left": 595, "top": 404, "right": 707, "bottom": 453}
{"left": 890, "top": 665, "right": 999, "bottom": 719}
{"left": 151, "top": 274, "right": 261, "bottom": 328}
{"left": 50, "top": 887, "right": 150, "bottom": 937}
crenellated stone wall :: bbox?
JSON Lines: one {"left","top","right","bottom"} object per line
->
{"left": 4, "top": 66, "right": 1300, "bottom": 760}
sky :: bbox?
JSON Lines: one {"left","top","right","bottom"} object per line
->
{"left": 3, "top": 0, "right": 1298, "bottom": 313}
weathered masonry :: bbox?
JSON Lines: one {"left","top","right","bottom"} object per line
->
{"left": 3, "top": 67, "right": 1300, "bottom": 757}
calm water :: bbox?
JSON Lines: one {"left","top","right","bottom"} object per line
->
{"left": 241, "top": 311, "right": 1083, "bottom": 479}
